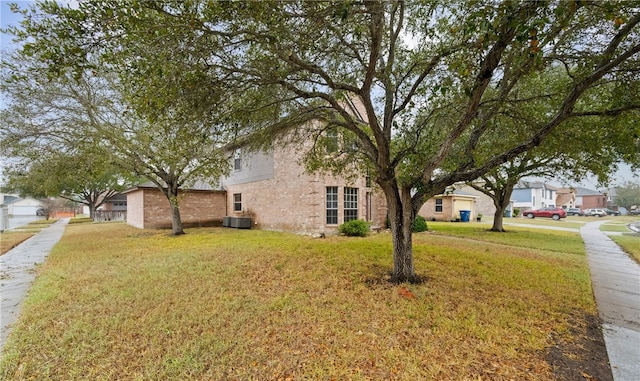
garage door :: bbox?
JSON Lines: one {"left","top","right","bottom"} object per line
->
{"left": 11, "top": 206, "right": 39, "bottom": 216}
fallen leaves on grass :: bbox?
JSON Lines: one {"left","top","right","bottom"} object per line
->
{"left": 0, "top": 223, "right": 601, "bottom": 380}
{"left": 398, "top": 286, "right": 417, "bottom": 299}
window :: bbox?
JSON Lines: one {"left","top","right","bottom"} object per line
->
{"left": 435, "top": 198, "right": 443, "bottom": 213}
{"left": 325, "top": 128, "right": 339, "bottom": 153}
{"left": 326, "top": 187, "right": 338, "bottom": 224}
{"left": 233, "top": 193, "right": 242, "bottom": 212}
{"left": 233, "top": 149, "right": 241, "bottom": 171}
{"left": 344, "top": 187, "right": 358, "bottom": 222}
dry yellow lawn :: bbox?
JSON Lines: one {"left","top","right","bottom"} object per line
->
{"left": 0, "top": 231, "right": 36, "bottom": 255}
{"left": 1, "top": 223, "right": 597, "bottom": 380}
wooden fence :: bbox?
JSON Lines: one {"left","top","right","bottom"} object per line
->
{"left": 94, "top": 210, "right": 127, "bottom": 222}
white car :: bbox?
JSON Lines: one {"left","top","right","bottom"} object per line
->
{"left": 584, "top": 208, "right": 608, "bottom": 217}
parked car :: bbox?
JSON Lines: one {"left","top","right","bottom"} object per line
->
{"left": 584, "top": 208, "right": 608, "bottom": 217}
{"left": 36, "top": 208, "right": 47, "bottom": 216}
{"left": 605, "top": 208, "right": 621, "bottom": 216}
{"left": 566, "top": 208, "right": 584, "bottom": 216}
{"left": 521, "top": 207, "right": 567, "bottom": 220}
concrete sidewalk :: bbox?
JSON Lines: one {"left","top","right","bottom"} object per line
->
{"left": 581, "top": 220, "right": 640, "bottom": 381}
{"left": 0, "top": 218, "right": 69, "bottom": 351}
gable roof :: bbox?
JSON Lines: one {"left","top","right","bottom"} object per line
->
{"left": 573, "top": 187, "right": 603, "bottom": 196}
{"left": 124, "top": 179, "right": 223, "bottom": 194}
{"left": 1, "top": 195, "right": 19, "bottom": 205}
{"left": 556, "top": 192, "right": 574, "bottom": 206}
{"left": 515, "top": 181, "right": 559, "bottom": 190}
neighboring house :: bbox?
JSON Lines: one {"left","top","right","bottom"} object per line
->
{"left": 124, "top": 182, "right": 226, "bottom": 229}
{"left": 5, "top": 197, "right": 43, "bottom": 216}
{"left": 220, "top": 142, "right": 387, "bottom": 234}
{"left": 574, "top": 187, "right": 607, "bottom": 209}
{"left": 0, "top": 193, "right": 19, "bottom": 207}
{"left": 100, "top": 193, "right": 127, "bottom": 211}
{"left": 555, "top": 187, "right": 576, "bottom": 209}
{"left": 600, "top": 187, "right": 621, "bottom": 211}
{"left": 511, "top": 181, "right": 558, "bottom": 210}
{"left": 124, "top": 98, "right": 387, "bottom": 235}
{"left": 419, "top": 189, "right": 478, "bottom": 222}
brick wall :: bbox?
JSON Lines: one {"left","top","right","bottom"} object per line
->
{"left": 127, "top": 187, "right": 226, "bottom": 229}
{"left": 421, "top": 197, "right": 453, "bottom": 221}
{"left": 420, "top": 195, "right": 478, "bottom": 222}
{"left": 224, "top": 143, "right": 387, "bottom": 234}
{"left": 580, "top": 195, "right": 608, "bottom": 209}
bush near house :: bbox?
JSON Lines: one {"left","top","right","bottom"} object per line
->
{"left": 413, "top": 215, "right": 428, "bottom": 232}
{"left": 338, "top": 219, "right": 371, "bottom": 237}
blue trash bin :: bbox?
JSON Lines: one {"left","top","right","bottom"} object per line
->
{"left": 460, "top": 210, "right": 471, "bottom": 222}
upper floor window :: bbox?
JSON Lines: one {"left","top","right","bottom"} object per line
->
{"left": 325, "top": 128, "right": 339, "bottom": 153}
{"left": 234, "top": 149, "right": 242, "bottom": 171}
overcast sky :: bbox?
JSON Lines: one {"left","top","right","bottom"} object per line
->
{"left": 1, "top": 1, "right": 638, "bottom": 189}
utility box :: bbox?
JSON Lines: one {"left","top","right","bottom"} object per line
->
{"left": 230, "top": 217, "right": 251, "bottom": 229}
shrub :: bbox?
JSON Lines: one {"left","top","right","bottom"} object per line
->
{"left": 513, "top": 208, "right": 520, "bottom": 217}
{"left": 338, "top": 219, "right": 370, "bottom": 237}
{"left": 413, "top": 215, "right": 428, "bottom": 232}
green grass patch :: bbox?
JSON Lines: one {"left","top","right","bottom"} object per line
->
{"left": 502, "top": 217, "right": 585, "bottom": 229}
{"left": 600, "top": 224, "right": 634, "bottom": 233}
{"left": 1, "top": 223, "right": 596, "bottom": 380}
{"left": 427, "top": 221, "right": 584, "bottom": 255}
{"left": 610, "top": 234, "right": 640, "bottom": 263}
{"left": 68, "top": 217, "right": 94, "bottom": 224}
{"left": 26, "top": 218, "right": 58, "bottom": 227}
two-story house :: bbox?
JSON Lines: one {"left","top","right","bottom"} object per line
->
{"left": 511, "top": 181, "right": 558, "bottom": 210}
{"left": 125, "top": 99, "right": 388, "bottom": 235}
{"left": 220, "top": 141, "right": 387, "bottom": 234}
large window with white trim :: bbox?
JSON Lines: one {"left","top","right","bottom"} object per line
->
{"left": 344, "top": 187, "right": 358, "bottom": 222}
{"left": 326, "top": 187, "right": 338, "bottom": 224}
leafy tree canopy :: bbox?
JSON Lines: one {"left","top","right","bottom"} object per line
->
{"left": 615, "top": 181, "right": 640, "bottom": 209}
{"left": 4, "top": 0, "right": 640, "bottom": 281}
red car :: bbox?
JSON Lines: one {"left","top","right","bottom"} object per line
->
{"left": 521, "top": 207, "right": 567, "bottom": 220}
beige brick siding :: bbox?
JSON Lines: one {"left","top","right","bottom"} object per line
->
{"left": 126, "top": 187, "right": 226, "bottom": 229}
{"left": 419, "top": 195, "right": 477, "bottom": 222}
{"left": 224, "top": 143, "right": 387, "bottom": 234}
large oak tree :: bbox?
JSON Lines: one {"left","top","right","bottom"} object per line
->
{"left": 8, "top": 1, "right": 640, "bottom": 281}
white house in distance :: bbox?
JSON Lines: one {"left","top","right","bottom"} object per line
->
{"left": 1, "top": 194, "right": 43, "bottom": 216}
{"left": 511, "top": 181, "right": 558, "bottom": 210}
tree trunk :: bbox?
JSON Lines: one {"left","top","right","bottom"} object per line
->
{"left": 490, "top": 183, "right": 516, "bottom": 232}
{"left": 88, "top": 201, "right": 97, "bottom": 220}
{"left": 166, "top": 187, "right": 185, "bottom": 236}
{"left": 492, "top": 208, "right": 505, "bottom": 232}
{"left": 385, "top": 185, "right": 420, "bottom": 284}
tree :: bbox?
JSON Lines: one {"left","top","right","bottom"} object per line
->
{"left": 615, "top": 181, "right": 640, "bottom": 210}
{"left": 9, "top": 1, "right": 640, "bottom": 281}
{"left": 466, "top": 71, "right": 640, "bottom": 232}
{"left": 1, "top": 13, "right": 235, "bottom": 235}
{"left": 1, "top": 148, "right": 131, "bottom": 219}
